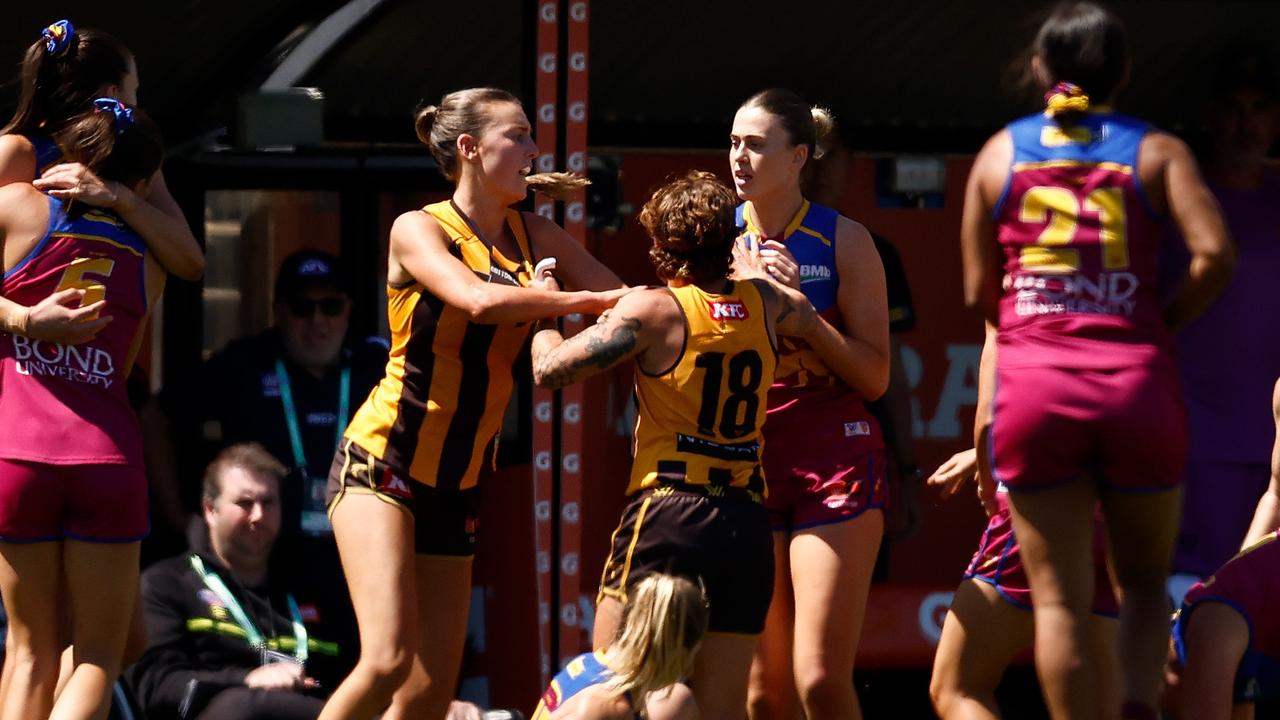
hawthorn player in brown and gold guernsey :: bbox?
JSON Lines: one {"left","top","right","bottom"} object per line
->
{"left": 343, "top": 199, "right": 536, "bottom": 492}
{"left": 627, "top": 279, "right": 776, "bottom": 498}
{"left": 319, "top": 88, "right": 627, "bottom": 720}
{"left": 531, "top": 171, "right": 818, "bottom": 719}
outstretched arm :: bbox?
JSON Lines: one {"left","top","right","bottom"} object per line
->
{"left": 531, "top": 289, "right": 677, "bottom": 389}
{"left": 392, "top": 210, "right": 628, "bottom": 324}
{"left": 526, "top": 213, "right": 625, "bottom": 291}
{"left": 35, "top": 165, "right": 206, "bottom": 281}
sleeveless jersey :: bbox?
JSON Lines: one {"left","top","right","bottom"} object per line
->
{"left": 0, "top": 196, "right": 164, "bottom": 464}
{"left": 26, "top": 134, "right": 64, "bottom": 174}
{"left": 736, "top": 200, "right": 882, "bottom": 448}
{"left": 1175, "top": 531, "right": 1280, "bottom": 700}
{"left": 532, "top": 651, "right": 637, "bottom": 720}
{"left": 344, "top": 200, "right": 534, "bottom": 490}
{"left": 994, "top": 111, "right": 1169, "bottom": 370}
{"left": 629, "top": 280, "right": 776, "bottom": 496}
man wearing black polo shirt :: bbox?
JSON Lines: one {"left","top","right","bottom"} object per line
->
{"left": 168, "top": 249, "right": 387, "bottom": 681}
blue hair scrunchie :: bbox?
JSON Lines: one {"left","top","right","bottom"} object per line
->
{"left": 93, "top": 98, "right": 135, "bottom": 135}
{"left": 42, "top": 20, "right": 75, "bottom": 57}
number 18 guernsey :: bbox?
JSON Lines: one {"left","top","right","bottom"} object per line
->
{"left": 995, "top": 110, "right": 1169, "bottom": 370}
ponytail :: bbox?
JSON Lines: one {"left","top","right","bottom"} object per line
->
{"left": 414, "top": 87, "right": 520, "bottom": 182}
{"left": 1044, "top": 81, "right": 1092, "bottom": 122}
{"left": 52, "top": 101, "right": 163, "bottom": 188}
{"left": 525, "top": 171, "right": 590, "bottom": 201}
{"left": 1027, "top": 1, "right": 1129, "bottom": 124}
{"left": 810, "top": 105, "right": 835, "bottom": 160}
{"left": 603, "top": 574, "right": 708, "bottom": 713}
{"left": 739, "top": 88, "right": 834, "bottom": 163}
{"left": 1, "top": 21, "right": 132, "bottom": 137}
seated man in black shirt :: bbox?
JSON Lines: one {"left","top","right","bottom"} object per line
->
{"left": 128, "top": 444, "right": 343, "bottom": 719}
{"left": 165, "top": 249, "right": 388, "bottom": 679}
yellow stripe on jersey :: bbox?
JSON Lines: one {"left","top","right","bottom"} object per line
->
{"left": 628, "top": 281, "right": 777, "bottom": 496}
{"left": 55, "top": 232, "right": 144, "bottom": 258}
{"left": 1011, "top": 159, "right": 1133, "bottom": 175}
{"left": 344, "top": 200, "right": 535, "bottom": 490}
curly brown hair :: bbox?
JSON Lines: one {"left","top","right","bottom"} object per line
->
{"left": 640, "top": 171, "right": 738, "bottom": 285}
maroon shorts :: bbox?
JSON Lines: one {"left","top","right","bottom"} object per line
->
{"left": 964, "top": 492, "right": 1117, "bottom": 616}
{"left": 990, "top": 362, "right": 1187, "bottom": 492}
{"left": 0, "top": 458, "right": 148, "bottom": 543}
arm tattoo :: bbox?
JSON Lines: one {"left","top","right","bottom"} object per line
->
{"left": 776, "top": 302, "right": 795, "bottom": 325}
{"left": 535, "top": 316, "right": 643, "bottom": 389}
{"left": 754, "top": 278, "right": 794, "bottom": 325}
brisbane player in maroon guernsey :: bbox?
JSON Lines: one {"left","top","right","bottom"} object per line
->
{"left": 961, "top": 3, "right": 1234, "bottom": 718}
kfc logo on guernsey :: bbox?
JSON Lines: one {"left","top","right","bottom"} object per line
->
{"left": 10, "top": 336, "right": 115, "bottom": 389}
{"left": 709, "top": 300, "right": 749, "bottom": 322}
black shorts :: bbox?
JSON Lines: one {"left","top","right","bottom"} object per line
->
{"left": 326, "top": 439, "right": 479, "bottom": 557}
{"left": 598, "top": 485, "right": 773, "bottom": 635}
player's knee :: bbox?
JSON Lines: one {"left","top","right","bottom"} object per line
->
{"left": 353, "top": 644, "right": 414, "bottom": 697}
{"left": 393, "top": 670, "right": 452, "bottom": 714}
{"left": 4, "top": 645, "right": 61, "bottom": 688}
{"left": 796, "top": 667, "right": 854, "bottom": 710}
{"left": 747, "top": 687, "right": 791, "bottom": 719}
{"left": 1113, "top": 564, "right": 1170, "bottom": 602}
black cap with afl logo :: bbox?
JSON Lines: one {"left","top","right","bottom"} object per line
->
{"left": 274, "top": 249, "right": 350, "bottom": 302}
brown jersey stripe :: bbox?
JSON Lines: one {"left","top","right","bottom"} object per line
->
{"left": 433, "top": 321, "right": 499, "bottom": 491}
{"left": 383, "top": 288, "right": 447, "bottom": 475}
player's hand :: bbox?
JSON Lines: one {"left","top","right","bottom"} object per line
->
{"left": 758, "top": 239, "right": 801, "bottom": 290}
{"left": 34, "top": 162, "right": 135, "bottom": 211}
{"left": 532, "top": 273, "right": 561, "bottom": 292}
{"left": 583, "top": 286, "right": 635, "bottom": 315}
{"left": 927, "top": 448, "right": 979, "bottom": 500}
{"left": 244, "top": 662, "right": 307, "bottom": 690}
{"left": 24, "top": 289, "right": 112, "bottom": 344}
{"left": 977, "top": 464, "right": 998, "bottom": 518}
{"left": 731, "top": 234, "right": 767, "bottom": 281}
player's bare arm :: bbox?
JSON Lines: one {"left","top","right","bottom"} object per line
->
{"left": 533, "top": 313, "right": 643, "bottom": 390}
{"left": 531, "top": 288, "right": 679, "bottom": 390}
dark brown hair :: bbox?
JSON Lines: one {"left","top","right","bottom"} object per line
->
{"left": 202, "top": 443, "right": 288, "bottom": 504}
{"left": 640, "top": 171, "right": 738, "bottom": 285}
{"left": 739, "top": 88, "right": 835, "bottom": 161}
{"left": 1, "top": 26, "right": 132, "bottom": 137}
{"left": 413, "top": 87, "right": 587, "bottom": 198}
{"left": 51, "top": 106, "right": 163, "bottom": 188}
{"left": 415, "top": 87, "right": 520, "bottom": 182}
{"left": 1030, "top": 2, "right": 1129, "bottom": 102}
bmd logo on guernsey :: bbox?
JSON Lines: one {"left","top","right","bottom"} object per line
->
{"left": 11, "top": 337, "right": 114, "bottom": 388}
{"left": 800, "top": 264, "right": 832, "bottom": 280}
{"left": 708, "top": 300, "right": 748, "bottom": 322}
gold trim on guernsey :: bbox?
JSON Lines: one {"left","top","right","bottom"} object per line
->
{"left": 1012, "top": 159, "right": 1133, "bottom": 175}
{"left": 55, "top": 232, "right": 144, "bottom": 257}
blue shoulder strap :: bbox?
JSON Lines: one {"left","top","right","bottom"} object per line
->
{"left": 28, "top": 135, "right": 64, "bottom": 174}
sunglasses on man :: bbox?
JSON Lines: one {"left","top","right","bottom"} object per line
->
{"left": 285, "top": 297, "right": 348, "bottom": 318}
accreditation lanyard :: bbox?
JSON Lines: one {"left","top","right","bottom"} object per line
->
{"left": 275, "top": 359, "right": 349, "bottom": 480}
{"left": 189, "top": 554, "right": 309, "bottom": 664}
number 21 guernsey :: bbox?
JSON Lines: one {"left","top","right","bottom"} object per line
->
{"left": 995, "top": 110, "right": 1170, "bottom": 370}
